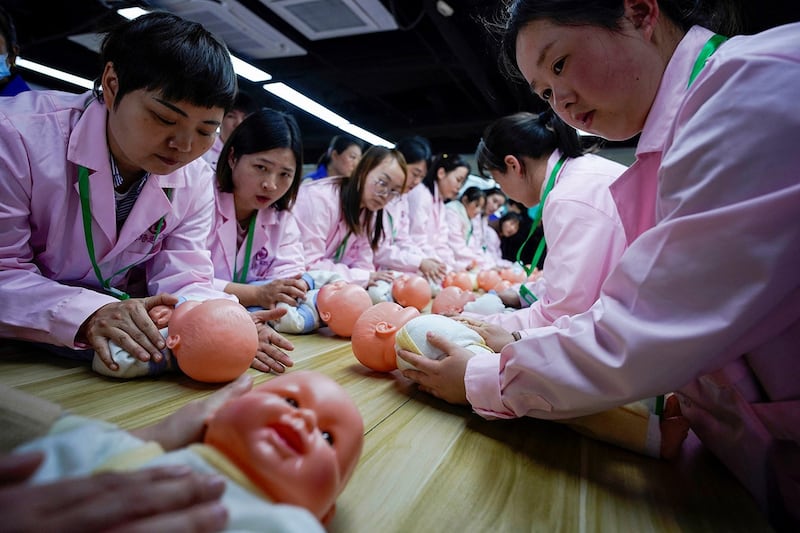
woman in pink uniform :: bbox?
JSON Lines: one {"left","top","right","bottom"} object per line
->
{"left": 293, "top": 146, "right": 407, "bottom": 288}
{"left": 399, "top": 1, "right": 800, "bottom": 528}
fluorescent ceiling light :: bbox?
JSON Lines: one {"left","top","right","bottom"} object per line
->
{"left": 16, "top": 57, "right": 94, "bottom": 90}
{"left": 263, "top": 82, "right": 393, "bottom": 147}
{"left": 229, "top": 56, "right": 272, "bottom": 82}
{"left": 339, "top": 123, "right": 393, "bottom": 148}
{"left": 263, "top": 82, "right": 349, "bottom": 128}
{"left": 117, "top": 7, "right": 149, "bottom": 20}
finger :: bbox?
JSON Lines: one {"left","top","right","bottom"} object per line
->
{"left": 106, "top": 501, "right": 228, "bottom": 533}
{"left": 128, "top": 302, "right": 167, "bottom": 354}
{"left": 91, "top": 336, "right": 120, "bottom": 371}
{"left": 0, "top": 451, "right": 45, "bottom": 485}
{"left": 425, "top": 331, "right": 462, "bottom": 354}
{"left": 195, "top": 374, "right": 254, "bottom": 418}
{"left": 144, "top": 292, "right": 181, "bottom": 309}
{"left": 264, "top": 329, "right": 294, "bottom": 351}
{"left": 396, "top": 348, "right": 430, "bottom": 370}
{"left": 258, "top": 343, "right": 294, "bottom": 368}
{"left": 58, "top": 471, "right": 227, "bottom": 531}
{"left": 251, "top": 353, "right": 285, "bottom": 374}
{"left": 250, "top": 308, "right": 287, "bottom": 324}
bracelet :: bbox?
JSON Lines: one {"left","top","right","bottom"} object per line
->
{"left": 511, "top": 331, "right": 521, "bottom": 342}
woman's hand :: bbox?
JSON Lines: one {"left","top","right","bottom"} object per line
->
{"left": 0, "top": 451, "right": 228, "bottom": 533}
{"left": 419, "top": 258, "right": 446, "bottom": 283}
{"left": 130, "top": 374, "right": 255, "bottom": 450}
{"left": 79, "top": 293, "right": 179, "bottom": 372}
{"left": 397, "top": 332, "right": 474, "bottom": 405}
{"left": 454, "top": 316, "right": 515, "bottom": 352}
{"left": 368, "top": 271, "right": 395, "bottom": 286}
{"left": 249, "top": 309, "right": 295, "bottom": 373}
{"left": 253, "top": 277, "right": 309, "bottom": 309}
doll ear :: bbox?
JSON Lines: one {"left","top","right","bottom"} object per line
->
{"left": 165, "top": 334, "right": 180, "bottom": 350}
{"left": 320, "top": 503, "right": 336, "bottom": 525}
{"left": 319, "top": 310, "right": 332, "bottom": 322}
{"left": 375, "top": 321, "right": 397, "bottom": 337}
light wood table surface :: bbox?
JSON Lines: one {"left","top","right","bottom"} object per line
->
{"left": 0, "top": 333, "right": 773, "bottom": 533}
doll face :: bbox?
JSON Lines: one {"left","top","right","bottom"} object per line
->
{"left": 205, "top": 371, "right": 363, "bottom": 521}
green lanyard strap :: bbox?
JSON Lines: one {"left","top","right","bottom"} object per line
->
{"left": 517, "top": 155, "right": 567, "bottom": 305}
{"left": 333, "top": 231, "right": 351, "bottom": 263}
{"left": 233, "top": 215, "right": 257, "bottom": 284}
{"left": 688, "top": 34, "right": 727, "bottom": 88}
{"left": 78, "top": 165, "right": 171, "bottom": 300}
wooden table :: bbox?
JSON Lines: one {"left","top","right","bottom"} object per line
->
{"left": 0, "top": 335, "right": 773, "bottom": 532}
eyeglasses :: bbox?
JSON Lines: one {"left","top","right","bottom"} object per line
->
{"left": 374, "top": 176, "right": 401, "bottom": 200}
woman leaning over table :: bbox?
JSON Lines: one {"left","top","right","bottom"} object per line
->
{"left": 398, "top": 1, "right": 800, "bottom": 528}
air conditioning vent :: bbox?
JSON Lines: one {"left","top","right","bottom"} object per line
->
{"left": 148, "top": 0, "right": 306, "bottom": 58}
{"left": 260, "top": 0, "right": 397, "bottom": 40}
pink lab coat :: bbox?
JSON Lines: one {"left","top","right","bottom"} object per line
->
{"left": 406, "top": 183, "right": 456, "bottom": 268}
{"left": 292, "top": 177, "right": 375, "bottom": 287}
{"left": 208, "top": 189, "right": 307, "bottom": 291}
{"left": 0, "top": 91, "right": 229, "bottom": 348}
{"left": 373, "top": 193, "right": 426, "bottom": 273}
{"left": 475, "top": 217, "right": 510, "bottom": 268}
{"left": 465, "top": 24, "right": 800, "bottom": 524}
{"left": 464, "top": 151, "right": 627, "bottom": 332}
{"left": 445, "top": 200, "right": 489, "bottom": 271}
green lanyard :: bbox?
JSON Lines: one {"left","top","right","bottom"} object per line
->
{"left": 688, "top": 34, "right": 727, "bottom": 88}
{"left": 387, "top": 212, "right": 396, "bottom": 241}
{"left": 78, "top": 165, "right": 171, "bottom": 300}
{"left": 233, "top": 214, "right": 256, "bottom": 283}
{"left": 517, "top": 155, "right": 567, "bottom": 306}
{"left": 333, "top": 231, "right": 351, "bottom": 263}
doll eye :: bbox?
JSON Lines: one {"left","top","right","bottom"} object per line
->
{"left": 321, "top": 431, "right": 334, "bottom": 446}
{"left": 285, "top": 397, "right": 299, "bottom": 407}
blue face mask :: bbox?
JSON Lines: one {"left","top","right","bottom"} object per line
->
{"left": 0, "top": 54, "right": 11, "bottom": 78}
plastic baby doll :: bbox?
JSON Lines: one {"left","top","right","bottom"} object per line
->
{"left": 267, "top": 270, "right": 343, "bottom": 335}
{"left": 351, "top": 302, "right": 421, "bottom": 371}
{"left": 431, "top": 285, "right": 476, "bottom": 315}
{"left": 91, "top": 299, "right": 259, "bottom": 382}
{"left": 13, "top": 371, "right": 364, "bottom": 529}
{"left": 315, "top": 280, "right": 373, "bottom": 338}
{"left": 391, "top": 273, "right": 432, "bottom": 311}
{"left": 401, "top": 316, "right": 689, "bottom": 459}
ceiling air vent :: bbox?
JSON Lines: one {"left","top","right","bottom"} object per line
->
{"left": 149, "top": 0, "right": 306, "bottom": 58}
{"left": 260, "top": 0, "right": 397, "bottom": 40}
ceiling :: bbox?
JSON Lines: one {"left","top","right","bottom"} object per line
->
{"left": 6, "top": 0, "right": 800, "bottom": 164}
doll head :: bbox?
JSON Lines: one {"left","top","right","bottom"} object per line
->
{"left": 442, "top": 271, "right": 474, "bottom": 292}
{"left": 316, "top": 281, "right": 373, "bottom": 338}
{"left": 205, "top": 370, "right": 364, "bottom": 524}
{"left": 499, "top": 266, "right": 527, "bottom": 284}
{"left": 476, "top": 270, "right": 502, "bottom": 292}
{"left": 166, "top": 299, "right": 257, "bottom": 383}
{"left": 431, "top": 286, "right": 476, "bottom": 316}
{"left": 391, "top": 274, "right": 432, "bottom": 311}
{"left": 351, "top": 301, "right": 420, "bottom": 372}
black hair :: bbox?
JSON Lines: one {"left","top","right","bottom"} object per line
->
{"left": 492, "top": 0, "right": 743, "bottom": 81}
{"left": 216, "top": 108, "right": 303, "bottom": 211}
{"left": 339, "top": 146, "right": 407, "bottom": 250}
{"left": 460, "top": 186, "right": 486, "bottom": 205}
{"left": 230, "top": 90, "right": 260, "bottom": 116}
{"left": 94, "top": 12, "right": 237, "bottom": 112}
{"left": 476, "top": 110, "right": 582, "bottom": 177}
{"left": 0, "top": 6, "right": 19, "bottom": 57}
{"left": 484, "top": 187, "right": 506, "bottom": 200}
{"left": 395, "top": 135, "right": 432, "bottom": 166}
{"left": 422, "top": 153, "right": 471, "bottom": 195}
{"left": 317, "top": 134, "right": 365, "bottom": 168}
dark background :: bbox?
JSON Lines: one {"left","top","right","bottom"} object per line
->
{"left": 4, "top": 0, "right": 799, "bottom": 164}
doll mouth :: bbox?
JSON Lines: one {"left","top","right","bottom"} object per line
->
{"left": 272, "top": 423, "right": 305, "bottom": 454}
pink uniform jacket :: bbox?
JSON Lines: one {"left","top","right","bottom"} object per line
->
{"left": 465, "top": 25, "right": 800, "bottom": 524}
{"left": 208, "top": 189, "right": 307, "bottom": 291}
{"left": 406, "top": 183, "right": 456, "bottom": 268}
{"left": 373, "top": 193, "right": 426, "bottom": 273}
{"left": 292, "top": 177, "right": 375, "bottom": 287}
{"left": 463, "top": 151, "right": 627, "bottom": 332}
{"left": 0, "top": 91, "right": 230, "bottom": 348}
